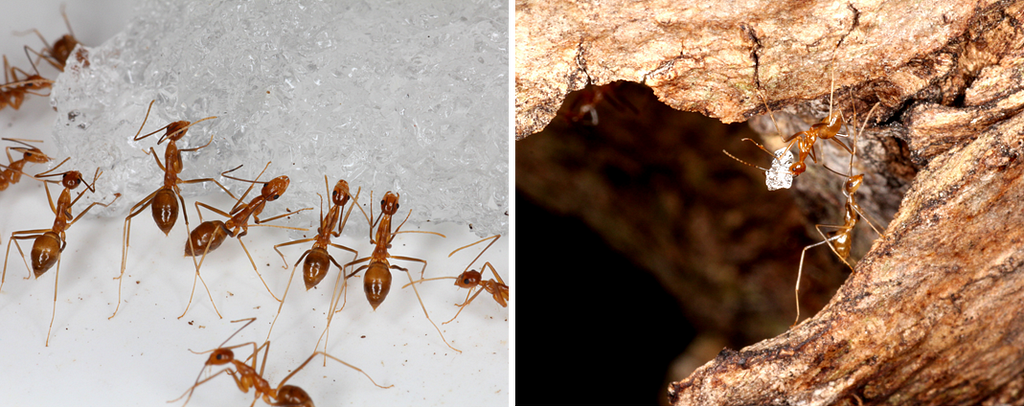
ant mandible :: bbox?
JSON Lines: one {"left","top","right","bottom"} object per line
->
{"left": 112, "top": 100, "right": 237, "bottom": 319}
{"left": 171, "top": 318, "right": 392, "bottom": 407}
{"left": 1, "top": 158, "right": 118, "bottom": 346}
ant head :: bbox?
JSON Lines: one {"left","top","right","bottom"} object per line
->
{"left": 205, "top": 348, "right": 235, "bottom": 366}
{"left": 789, "top": 161, "right": 806, "bottom": 176}
{"left": 23, "top": 77, "right": 51, "bottom": 91}
{"left": 62, "top": 171, "right": 83, "bottom": 189}
{"left": 14, "top": 147, "right": 50, "bottom": 163}
{"left": 160, "top": 121, "right": 191, "bottom": 143}
{"left": 52, "top": 35, "right": 79, "bottom": 63}
{"left": 332, "top": 180, "right": 350, "bottom": 206}
{"left": 844, "top": 174, "right": 864, "bottom": 196}
{"left": 380, "top": 191, "right": 400, "bottom": 215}
{"left": 454, "top": 270, "right": 482, "bottom": 289}
{"left": 262, "top": 176, "right": 290, "bottom": 201}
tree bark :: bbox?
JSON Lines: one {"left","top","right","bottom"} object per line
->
{"left": 517, "top": 0, "right": 1024, "bottom": 404}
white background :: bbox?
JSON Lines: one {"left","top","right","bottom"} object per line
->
{"left": 0, "top": 1, "right": 509, "bottom": 406}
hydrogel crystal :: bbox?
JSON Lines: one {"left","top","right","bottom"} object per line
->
{"left": 50, "top": 0, "right": 508, "bottom": 237}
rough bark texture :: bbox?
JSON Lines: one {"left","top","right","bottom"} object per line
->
{"left": 516, "top": 0, "right": 1006, "bottom": 139}
{"left": 517, "top": 0, "right": 1024, "bottom": 404}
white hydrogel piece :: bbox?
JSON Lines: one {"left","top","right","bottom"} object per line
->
{"left": 50, "top": 0, "right": 508, "bottom": 238}
{"left": 766, "top": 147, "right": 795, "bottom": 191}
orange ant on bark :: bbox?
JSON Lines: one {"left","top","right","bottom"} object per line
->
{"left": 0, "top": 138, "right": 51, "bottom": 191}
{"left": 170, "top": 317, "right": 392, "bottom": 407}
{"left": 403, "top": 234, "right": 508, "bottom": 324}
{"left": 0, "top": 53, "right": 54, "bottom": 111}
{"left": 338, "top": 191, "right": 460, "bottom": 352}
{"left": 0, "top": 158, "right": 119, "bottom": 346}
{"left": 266, "top": 176, "right": 361, "bottom": 341}
{"left": 560, "top": 81, "right": 638, "bottom": 126}
{"left": 180, "top": 162, "right": 310, "bottom": 319}
{"left": 724, "top": 61, "right": 854, "bottom": 189}
{"left": 111, "top": 100, "right": 237, "bottom": 319}
{"left": 14, "top": 4, "right": 79, "bottom": 72}
{"left": 792, "top": 102, "right": 884, "bottom": 325}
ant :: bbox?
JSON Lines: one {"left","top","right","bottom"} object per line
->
{"left": 266, "top": 176, "right": 361, "bottom": 341}
{"left": 112, "top": 100, "right": 237, "bottom": 319}
{"left": 0, "top": 53, "right": 54, "bottom": 111}
{"left": 170, "top": 318, "right": 392, "bottom": 407}
{"left": 724, "top": 60, "right": 854, "bottom": 187}
{"left": 14, "top": 4, "right": 79, "bottom": 72}
{"left": 560, "top": 81, "right": 637, "bottom": 126}
{"left": 340, "top": 191, "right": 460, "bottom": 352}
{"left": 0, "top": 138, "right": 51, "bottom": 191}
{"left": 793, "top": 102, "right": 884, "bottom": 325}
{"left": 403, "top": 234, "right": 508, "bottom": 324}
{"left": 181, "top": 162, "right": 310, "bottom": 319}
{"left": 1, "top": 158, "right": 118, "bottom": 346}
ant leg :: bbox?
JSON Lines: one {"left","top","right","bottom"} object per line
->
{"left": 327, "top": 242, "right": 359, "bottom": 265}
{"left": 183, "top": 195, "right": 221, "bottom": 320}
{"left": 815, "top": 223, "right": 855, "bottom": 270}
{"left": 450, "top": 235, "right": 500, "bottom": 273}
{"left": 68, "top": 194, "right": 120, "bottom": 225}
{"left": 252, "top": 207, "right": 313, "bottom": 225}
{"left": 335, "top": 187, "right": 363, "bottom": 237}
{"left": 444, "top": 288, "right": 482, "bottom": 325}
{"left": 179, "top": 230, "right": 222, "bottom": 320}
{"left": 272, "top": 238, "right": 314, "bottom": 269}
{"left": 755, "top": 88, "right": 786, "bottom": 138}
{"left": 310, "top": 250, "right": 358, "bottom": 362}
{"left": 391, "top": 255, "right": 461, "bottom": 353}
{"left": 3, "top": 231, "right": 49, "bottom": 285}
{"left": 235, "top": 238, "right": 282, "bottom": 302}
{"left": 111, "top": 190, "right": 159, "bottom": 319}
{"left": 194, "top": 200, "right": 232, "bottom": 222}
{"left": 279, "top": 351, "right": 394, "bottom": 390}
{"left": 45, "top": 256, "right": 63, "bottom": 347}
{"left": 794, "top": 237, "right": 842, "bottom": 326}
{"left": 266, "top": 253, "right": 310, "bottom": 343}
{"left": 853, "top": 205, "right": 885, "bottom": 237}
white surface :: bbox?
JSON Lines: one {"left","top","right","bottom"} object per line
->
{"left": 0, "top": 2, "right": 508, "bottom": 406}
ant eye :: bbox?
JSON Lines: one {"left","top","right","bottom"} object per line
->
{"left": 274, "top": 194, "right": 280, "bottom": 200}
{"left": 463, "top": 278, "right": 472, "bottom": 284}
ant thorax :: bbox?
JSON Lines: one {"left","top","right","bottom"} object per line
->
{"left": 766, "top": 147, "right": 796, "bottom": 191}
